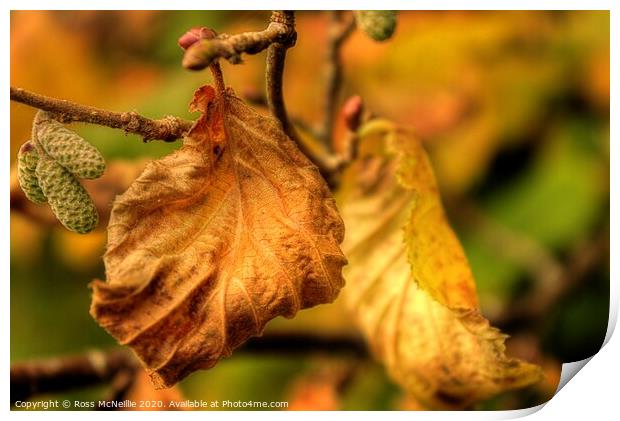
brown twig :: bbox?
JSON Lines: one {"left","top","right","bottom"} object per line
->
{"left": 320, "top": 11, "right": 356, "bottom": 150}
{"left": 182, "top": 11, "right": 296, "bottom": 71}
{"left": 264, "top": 11, "right": 298, "bottom": 142}
{"left": 11, "top": 86, "right": 192, "bottom": 142}
{"left": 265, "top": 12, "right": 343, "bottom": 182}
{"left": 209, "top": 61, "right": 226, "bottom": 96}
{"left": 10, "top": 349, "right": 138, "bottom": 405}
{"left": 265, "top": 28, "right": 298, "bottom": 144}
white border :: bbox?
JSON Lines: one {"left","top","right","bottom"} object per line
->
{"left": 3, "top": 2, "right": 616, "bottom": 420}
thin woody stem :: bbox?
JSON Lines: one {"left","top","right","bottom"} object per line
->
{"left": 265, "top": 11, "right": 297, "bottom": 137}
{"left": 265, "top": 12, "right": 342, "bottom": 179}
{"left": 209, "top": 62, "right": 226, "bottom": 95}
{"left": 266, "top": 47, "right": 294, "bottom": 138}
{"left": 10, "top": 86, "right": 192, "bottom": 142}
{"left": 320, "top": 11, "right": 356, "bottom": 150}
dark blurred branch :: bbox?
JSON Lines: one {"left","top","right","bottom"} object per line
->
{"left": 455, "top": 200, "right": 564, "bottom": 291}
{"left": 242, "top": 332, "right": 368, "bottom": 357}
{"left": 10, "top": 86, "right": 192, "bottom": 142}
{"left": 10, "top": 177, "right": 59, "bottom": 227}
{"left": 10, "top": 333, "right": 367, "bottom": 404}
{"left": 449, "top": 199, "right": 609, "bottom": 327}
{"left": 98, "top": 368, "right": 138, "bottom": 410}
{"left": 10, "top": 349, "right": 138, "bottom": 405}
{"left": 495, "top": 226, "right": 609, "bottom": 326}
{"left": 319, "top": 11, "right": 356, "bottom": 149}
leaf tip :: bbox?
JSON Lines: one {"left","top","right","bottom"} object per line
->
{"left": 189, "top": 85, "right": 217, "bottom": 113}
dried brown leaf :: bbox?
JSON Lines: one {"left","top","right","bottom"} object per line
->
{"left": 90, "top": 85, "right": 346, "bottom": 388}
{"left": 337, "top": 120, "right": 542, "bottom": 409}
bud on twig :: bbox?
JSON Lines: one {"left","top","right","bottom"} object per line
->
{"left": 341, "top": 95, "right": 364, "bottom": 132}
{"left": 178, "top": 27, "right": 217, "bottom": 51}
{"left": 179, "top": 27, "right": 221, "bottom": 71}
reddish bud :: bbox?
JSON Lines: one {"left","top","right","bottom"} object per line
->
{"left": 20, "top": 140, "right": 35, "bottom": 153}
{"left": 341, "top": 95, "right": 364, "bottom": 132}
{"left": 178, "top": 27, "right": 217, "bottom": 50}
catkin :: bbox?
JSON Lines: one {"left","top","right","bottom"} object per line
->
{"left": 17, "top": 141, "right": 47, "bottom": 204}
{"left": 36, "top": 157, "right": 99, "bottom": 234}
{"left": 37, "top": 119, "right": 106, "bottom": 179}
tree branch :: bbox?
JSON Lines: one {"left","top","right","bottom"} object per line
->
{"left": 320, "top": 11, "right": 356, "bottom": 150}
{"left": 265, "top": 17, "right": 298, "bottom": 145}
{"left": 241, "top": 332, "right": 368, "bottom": 357}
{"left": 264, "top": 12, "right": 343, "bottom": 183}
{"left": 182, "top": 11, "right": 296, "bottom": 71}
{"left": 10, "top": 349, "right": 138, "bottom": 405}
{"left": 98, "top": 368, "right": 138, "bottom": 410}
{"left": 10, "top": 86, "right": 192, "bottom": 142}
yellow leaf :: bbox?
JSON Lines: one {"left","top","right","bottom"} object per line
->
{"left": 90, "top": 85, "right": 346, "bottom": 388}
{"left": 337, "top": 119, "right": 542, "bottom": 409}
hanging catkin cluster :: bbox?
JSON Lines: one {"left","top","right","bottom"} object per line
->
{"left": 17, "top": 111, "right": 105, "bottom": 234}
